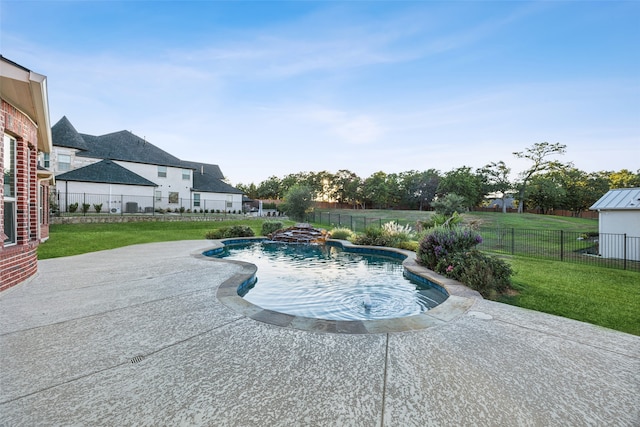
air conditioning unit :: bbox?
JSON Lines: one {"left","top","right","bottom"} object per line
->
{"left": 110, "top": 207, "right": 121, "bottom": 214}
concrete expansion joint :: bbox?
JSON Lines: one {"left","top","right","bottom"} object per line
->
{"left": 492, "top": 317, "right": 640, "bottom": 359}
{"left": 379, "top": 333, "right": 390, "bottom": 427}
{"left": 0, "top": 285, "right": 222, "bottom": 338}
{"left": 0, "top": 317, "right": 246, "bottom": 406}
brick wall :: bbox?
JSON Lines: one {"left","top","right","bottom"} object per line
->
{"left": 1, "top": 99, "right": 43, "bottom": 291}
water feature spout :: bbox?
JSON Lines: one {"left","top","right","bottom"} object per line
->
{"left": 363, "top": 294, "right": 372, "bottom": 310}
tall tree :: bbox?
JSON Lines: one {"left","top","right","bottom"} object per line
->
{"left": 526, "top": 173, "right": 566, "bottom": 214}
{"left": 256, "top": 176, "right": 282, "bottom": 199}
{"left": 608, "top": 169, "right": 640, "bottom": 189}
{"left": 480, "top": 161, "right": 513, "bottom": 213}
{"left": 437, "top": 166, "right": 485, "bottom": 209}
{"left": 280, "top": 184, "right": 314, "bottom": 222}
{"left": 513, "top": 142, "right": 567, "bottom": 213}
{"left": 332, "top": 169, "right": 363, "bottom": 208}
{"left": 363, "top": 171, "right": 390, "bottom": 209}
{"left": 398, "top": 169, "right": 440, "bottom": 210}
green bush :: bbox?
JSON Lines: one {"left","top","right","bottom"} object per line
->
{"left": 81, "top": 203, "right": 91, "bottom": 214}
{"left": 205, "top": 225, "right": 255, "bottom": 239}
{"left": 417, "top": 226, "right": 482, "bottom": 269}
{"left": 436, "top": 250, "right": 512, "bottom": 297}
{"left": 431, "top": 193, "right": 467, "bottom": 216}
{"left": 261, "top": 221, "right": 283, "bottom": 236}
{"left": 329, "top": 227, "right": 354, "bottom": 240}
{"left": 352, "top": 227, "right": 396, "bottom": 247}
{"left": 93, "top": 203, "right": 103, "bottom": 213}
{"left": 418, "top": 212, "right": 463, "bottom": 230}
{"left": 68, "top": 203, "right": 79, "bottom": 213}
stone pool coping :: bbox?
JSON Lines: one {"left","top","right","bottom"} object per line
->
{"left": 197, "top": 238, "right": 482, "bottom": 334}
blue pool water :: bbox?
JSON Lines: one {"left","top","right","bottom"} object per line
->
{"left": 213, "top": 241, "right": 447, "bottom": 321}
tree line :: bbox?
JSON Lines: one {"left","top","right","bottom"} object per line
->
{"left": 236, "top": 142, "right": 640, "bottom": 214}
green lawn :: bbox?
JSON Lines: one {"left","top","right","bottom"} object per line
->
{"left": 38, "top": 213, "right": 639, "bottom": 335}
{"left": 501, "top": 257, "right": 640, "bottom": 335}
{"left": 38, "top": 219, "right": 294, "bottom": 259}
{"left": 312, "top": 209, "right": 598, "bottom": 232}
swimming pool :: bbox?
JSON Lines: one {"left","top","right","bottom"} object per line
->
{"left": 211, "top": 241, "right": 448, "bottom": 321}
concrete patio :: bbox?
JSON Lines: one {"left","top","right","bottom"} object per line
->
{"left": 1, "top": 240, "right": 638, "bottom": 426}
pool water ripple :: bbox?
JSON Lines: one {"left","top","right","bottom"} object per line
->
{"left": 215, "top": 241, "right": 447, "bottom": 321}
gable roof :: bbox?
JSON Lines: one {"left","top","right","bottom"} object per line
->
{"left": 56, "top": 160, "right": 157, "bottom": 187}
{"left": 590, "top": 188, "right": 640, "bottom": 211}
{"left": 183, "top": 160, "right": 243, "bottom": 194}
{"left": 51, "top": 116, "right": 88, "bottom": 150}
{"left": 76, "top": 130, "right": 185, "bottom": 168}
{"left": 0, "top": 55, "right": 52, "bottom": 153}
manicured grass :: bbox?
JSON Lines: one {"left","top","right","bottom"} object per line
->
{"left": 500, "top": 257, "right": 640, "bottom": 336}
{"left": 38, "top": 219, "right": 294, "bottom": 259}
{"left": 313, "top": 209, "right": 598, "bottom": 233}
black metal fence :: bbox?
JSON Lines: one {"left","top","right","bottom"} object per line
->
{"left": 308, "top": 211, "right": 640, "bottom": 272}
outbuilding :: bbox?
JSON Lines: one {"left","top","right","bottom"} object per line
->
{"left": 589, "top": 188, "right": 640, "bottom": 262}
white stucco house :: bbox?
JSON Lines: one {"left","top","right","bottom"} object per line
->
{"left": 49, "top": 116, "right": 243, "bottom": 213}
{"left": 589, "top": 188, "right": 640, "bottom": 261}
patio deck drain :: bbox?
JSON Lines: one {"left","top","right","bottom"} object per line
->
{"left": 130, "top": 355, "right": 145, "bottom": 364}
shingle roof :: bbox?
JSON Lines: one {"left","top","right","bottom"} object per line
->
{"left": 590, "top": 188, "right": 640, "bottom": 210}
{"left": 76, "top": 130, "right": 185, "bottom": 168}
{"left": 183, "top": 160, "right": 243, "bottom": 194}
{"left": 55, "top": 160, "right": 157, "bottom": 187}
{"left": 51, "top": 116, "right": 88, "bottom": 150}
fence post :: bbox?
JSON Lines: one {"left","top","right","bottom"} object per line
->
{"left": 338, "top": 214, "right": 341, "bottom": 227}
{"left": 379, "top": 218, "right": 382, "bottom": 228}
{"left": 560, "top": 230, "right": 564, "bottom": 262}
{"left": 120, "top": 194, "right": 124, "bottom": 216}
{"left": 624, "top": 233, "right": 627, "bottom": 270}
{"left": 350, "top": 215, "right": 353, "bottom": 231}
{"left": 511, "top": 228, "right": 515, "bottom": 255}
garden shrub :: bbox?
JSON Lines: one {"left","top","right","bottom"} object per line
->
{"left": 436, "top": 250, "right": 512, "bottom": 297}
{"left": 261, "top": 221, "right": 283, "bottom": 236}
{"left": 417, "top": 225, "right": 511, "bottom": 297}
{"left": 205, "top": 225, "right": 255, "bottom": 239}
{"left": 93, "top": 203, "right": 103, "bottom": 213}
{"left": 417, "top": 212, "right": 463, "bottom": 230}
{"left": 81, "top": 203, "right": 91, "bottom": 214}
{"left": 68, "top": 202, "right": 78, "bottom": 213}
{"left": 352, "top": 226, "right": 395, "bottom": 247}
{"left": 431, "top": 193, "right": 467, "bottom": 216}
{"left": 417, "top": 226, "right": 482, "bottom": 269}
{"left": 329, "top": 227, "right": 354, "bottom": 241}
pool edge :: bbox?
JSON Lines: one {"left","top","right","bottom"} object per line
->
{"left": 198, "top": 238, "right": 482, "bottom": 334}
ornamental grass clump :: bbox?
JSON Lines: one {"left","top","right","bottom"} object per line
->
{"left": 352, "top": 221, "right": 414, "bottom": 248}
{"left": 329, "top": 227, "right": 354, "bottom": 241}
{"left": 417, "top": 225, "right": 512, "bottom": 298}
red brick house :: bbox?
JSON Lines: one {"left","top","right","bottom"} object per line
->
{"left": 1, "top": 56, "right": 53, "bottom": 291}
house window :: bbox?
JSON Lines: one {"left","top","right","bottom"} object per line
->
{"left": 157, "top": 166, "right": 167, "bottom": 178}
{"left": 41, "top": 152, "right": 50, "bottom": 168}
{"left": 58, "top": 153, "right": 71, "bottom": 171}
{"left": 226, "top": 195, "right": 233, "bottom": 209}
{"left": 168, "top": 192, "right": 179, "bottom": 204}
{"left": 182, "top": 169, "right": 190, "bottom": 180}
{"left": 3, "top": 134, "right": 16, "bottom": 244}
{"left": 193, "top": 193, "right": 201, "bottom": 207}
{"left": 155, "top": 190, "right": 162, "bottom": 202}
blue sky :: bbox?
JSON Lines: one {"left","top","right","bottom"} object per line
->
{"left": 2, "top": 1, "right": 639, "bottom": 185}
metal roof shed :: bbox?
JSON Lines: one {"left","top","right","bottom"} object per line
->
{"left": 589, "top": 188, "right": 640, "bottom": 261}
